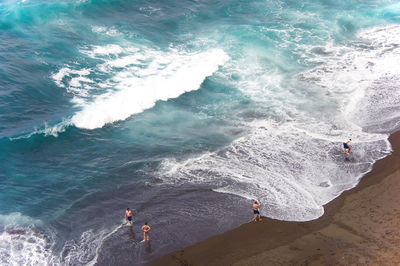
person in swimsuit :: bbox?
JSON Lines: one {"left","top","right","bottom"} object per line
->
{"left": 125, "top": 208, "right": 133, "bottom": 225}
{"left": 142, "top": 222, "right": 151, "bottom": 241}
{"left": 343, "top": 139, "right": 352, "bottom": 154}
{"left": 253, "top": 201, "right": 262, "bottom": 222}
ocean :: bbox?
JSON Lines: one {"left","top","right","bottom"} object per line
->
{"left": 1, "top": 0, "right": 400, "bottom": 265}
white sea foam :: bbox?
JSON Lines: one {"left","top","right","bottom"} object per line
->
{"left": 51, "top": 68, "right": 93, "bottom": 98}
{"left": 51, "top": 45, "right": 228, "bottom": 129}
{"left": 0, "top": 213, "right": 58, "bottom": 266}
{"left": 40, "top": 45, "right": 229, "bottom": 136}
{"left": 60, "top": 223, "right": 125, "bottom": 266}
{"left": 91, "top": 26, "right": 121, "bottom": 36}
{"left": 160, "top": 121, "right": 391, "bottom": 221}
{"left": 0, "top": 212, "right": 127, "bottom": 266}
{"left": 54, "top": 46, "right": 229, "bottom": 129}
{"left": 10, "top": 120, "right": 73, "bottom": 140}
{"left": 0, "top": 227, "right": 56, "bottom": 266}
{"left": 159, "top": 25, "right": 400, "bottom": 221}
{"left": 82, "top": 44, "right": 125, "bottom": 57}
{"left": 301, "top": 25, "right": 400, "bottom": 133}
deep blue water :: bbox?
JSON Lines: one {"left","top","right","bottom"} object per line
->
{"left": 1, "top": 0, "right": 400, "bottom": 265}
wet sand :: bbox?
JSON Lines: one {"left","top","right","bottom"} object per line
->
{"left": 150, "top": 131, "right": 400, "bottom": 266}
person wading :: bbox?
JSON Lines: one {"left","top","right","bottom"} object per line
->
{"left": 142, "top": 222, "right": 151, "bottom": 241}
{"left": 253, "top": 201, "right": 262, "bottom": 222}
{"left": 125, "top": 208, "right": 133, "bottom": 225}
{"left": 343, "top": 139, "right": 352, "bottom": 154}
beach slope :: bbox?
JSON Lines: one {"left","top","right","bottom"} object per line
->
{"left": 151, "top": 131, "right": 400, "bottom": 265}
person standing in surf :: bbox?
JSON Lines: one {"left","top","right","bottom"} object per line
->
{"left": 253, "top": 201, "right": 262, "bottom": 222}
{"left": 142, "top": 222, "right": 151, "bottom": 241}
{"left": 343, "top": 139, "right": 352, "bottom": 154}
{"left": 125, "top": 208, "right": 133, "bottom": 225}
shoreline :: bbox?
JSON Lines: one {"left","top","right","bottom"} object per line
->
{"left": 150, "top": 131, "right": 400, "bottom": 265}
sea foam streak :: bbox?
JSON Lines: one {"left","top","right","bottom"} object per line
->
{"left": 53, "top": 47, "right": 229, "bottom": 129}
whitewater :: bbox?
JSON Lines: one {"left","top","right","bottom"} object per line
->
{"left": 1, "top": 0, "right": 400, "bottom": 265}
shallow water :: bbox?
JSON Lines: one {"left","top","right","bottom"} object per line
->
{"left": 1, "top": 0, "right": 400, "bottom": 265}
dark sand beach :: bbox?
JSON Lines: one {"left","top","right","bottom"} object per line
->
{"left": 151, "top": 131, "right": 400, "bottom": 266}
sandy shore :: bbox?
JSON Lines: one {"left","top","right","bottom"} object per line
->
{"left": 150, "top": 131, "right": 400, "bottom": 266}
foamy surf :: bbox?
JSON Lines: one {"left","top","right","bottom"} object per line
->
{"left": 158, "top": 25, "right": 400, "bottom": 221}
{"left": 61, "top": 226, "right": 123, "bottom": 266}
{"left": 52, "top": 46, "right": 229, "bottom": 129}
{"left": 0, "top": 212, "right": 129, "bottom": 266}
{"left": 159, "top": 121, "right": 392, "bottom": 221}
{"left": 0, "top": 213, "right": 57, "bottom": 266}
{"left": 301, "top": 25, "right": 400, "bottom": 133}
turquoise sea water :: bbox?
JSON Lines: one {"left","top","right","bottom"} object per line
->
{"left": 1, "top": 0, "right": 400, "bottom": 264}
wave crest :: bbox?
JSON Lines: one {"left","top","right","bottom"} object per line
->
{"left": 52, "top": 47, "right": 229, "bottom": 129}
